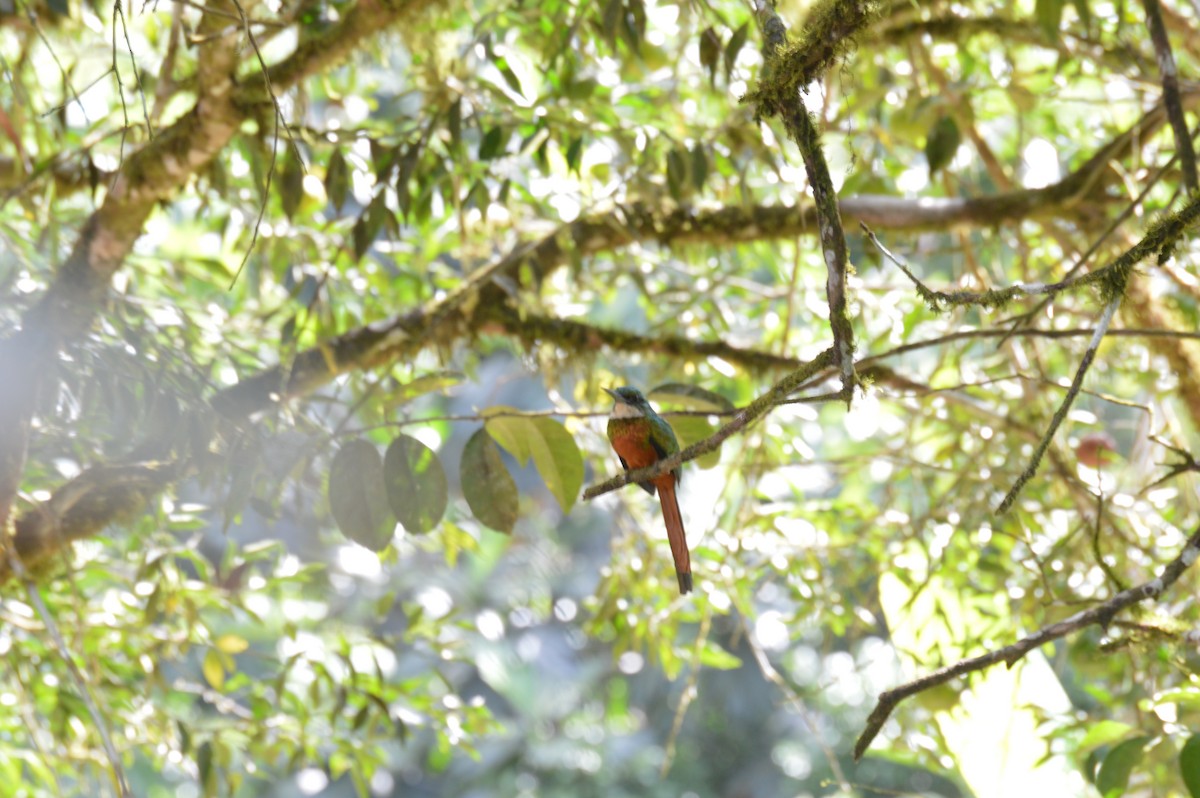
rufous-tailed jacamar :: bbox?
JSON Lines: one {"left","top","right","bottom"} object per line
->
{"left": 604, "top": 386, "right": 692, "bottom": 594}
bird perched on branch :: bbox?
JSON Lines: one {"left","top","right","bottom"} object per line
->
{"left": 603, "top": 386, "right": 692, "bottom": 594}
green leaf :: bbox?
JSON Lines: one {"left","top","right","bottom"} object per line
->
{"left": 691, "top": 144, "right": 708, "bottom": 191}
{"left": 666, "top": 147, "right": 687, "bottom": 201}
{"left": 202, "top": 649, "right": 225, "bottom": 691}
{"left": 461, "top": 428, "right": 519, "bottom": 534}
{"left": 601, "top": 0, "right": 622, "bottom": 44}
{"left": 565, "top": 136, "right": 584, "bottom": 174}
{"left": 699, "top": 641, "right": 742, "bottom": 670}
{"left": 495, "top": 57, "right": 523, "bottom": 95}
{"left": 325, "top": 149, "right": 349, "bottom": 213}
{"left": 448, "top": 98, "right": 462, "bottom": 151}
{"left": 1079, "top": 720, "right": 1136, "bottom": 752}
{"left": 391, "top": 371, "right": 464, "bottom": 404}
{"left": 924, "top": 115, "right": 961, "bottom": 176}
{"left": 352, "top": 213, "right": 372, "bottom": 261}
{"left": 1035, "top": 0, "right": 1065, "bottom": 39}
{"left": 484, "top": 406, "right": 533, "bottom": 465}
{"left": 279, "top": 150, "right": 304, "bottom": 220}
{"left": 328, "top": 440, "right": 394, "bottom": 551}
{"left": 483, "top": 410, "right": 581, "bottom": 511}
{"left": 383, "top": 436, "right": 448, "bottom": 534}
{"left": 1182, "top": 735, "right": 1200, "bottom": 798}
{"left": 1096, "top": 736, "right": 1150, "bottom": 797}
{"left": 197, "top": 741, "right": 214, "bottom": 794}
{"left": 725, "top": 22, "right": 749, "bottom": 77}
{"left": 666, "top": 415, "right": 722, "bottom": 469}
{"left": 699, "top": 27, "right": 720, "bottom": 84}
{"left": 1071, "top": 0, "right": 1090, "bottom": 33}
{"left": 527, "top": 418, "right": 584, "bottom": 512}
{"left": 214, "top": 634, "right": 249, "bottom": 655}
{"left": 479, "top": 127, "right": 505, "bottom": 161}
{"left": 648, "top": 383, "right": 734, "bottom": 412}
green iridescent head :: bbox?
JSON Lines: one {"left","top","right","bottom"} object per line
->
{"left": 604, "top": 386, "right": 650, "bottom": 408}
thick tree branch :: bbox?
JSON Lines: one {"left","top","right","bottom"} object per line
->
{"left": 0, "top": 0, "right": 248, "bottom": 540}
{"left": 854, "top": 522, "right": 1200, "bottom": 760}
{"left": 1141, "top": 0, "right": 1199, "bottom": 193}
{"left": 751, "top": 0, "right": 867, "bottom": 390}
{"left": 0, "top": 0, "right": 440, "bottom": 540}
{"left": 6, "top": 72, "right": 1200, "bottom": 574}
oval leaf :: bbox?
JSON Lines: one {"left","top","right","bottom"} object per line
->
{"left": 328, "top": 440, "right": 394, "bottom": 551}
{"left": 461, "top": 428, "right": 519, "bottom": 534}
{"left": 202, "top": 649, "right": 225, "bottom": 691}
{"left": 483, "top": 407, "right": 533, "bottom": 465}
{"left": 214, "top": 634, "right": 249, "bottom": 655}
{"left": 528, "top": 418, "right": 584, "bottom": 513}
{"left": 665, "top": 415, "right": 722, "bottom": 469}
{"left": 1096, "top": 735, "right": 1150, "bottom": 798}
{"left": 326, "top": 149, "right": 349, "bottom": 213}
{"left": 279, "top": 151, "right": 304, "bottom": 220}
{"left": 1182, "top": 735, "right": 1200, "bottom": 798}
{"left": 649, "top": 383, "right": 734, "bottom": 412}
{"left": 925, "top": 115, "right": 961, "bottom": 176}
{"left": 383, "top": 435, "right": 448, "bottom": 535}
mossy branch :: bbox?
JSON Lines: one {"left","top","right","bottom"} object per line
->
{"left": 750, "top": 0, "right": 863, "bottom": 391}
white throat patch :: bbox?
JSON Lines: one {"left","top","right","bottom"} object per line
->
{"left": 611, "top": 401, "right": 645, "bottom": 419}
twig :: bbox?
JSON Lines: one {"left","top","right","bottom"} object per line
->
{"left": 864, "top": 222, "right": 1110, "bottom": 310}
{"left": 114, "top": 0, "right": 155, "bottom": 139}
{"left": 3, "top": 540, "right": 131, "bottom": 796}
{"left": 18, "top": 0, "right": 90, "bottom": 123}
{"left": 111, "top": 0, "right": 135, "bottom": 181}
{"left": 997, "top": 295, "right": 1121, "bottom": 513}
{"left": 228, "top": 0, "right": 299, "bottom": 289}
{"left": 854, "top": 521, "right": 1200, "bottom": 760}
{"left": 660, "top": 609, "right": 710, "bottom": 777}
{"left": 150, "top": 0, "right": 184, "bottom": 124}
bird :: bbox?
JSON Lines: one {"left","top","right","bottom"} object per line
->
{"left": 603, "top": 386, "right": 692, "bottom": 594}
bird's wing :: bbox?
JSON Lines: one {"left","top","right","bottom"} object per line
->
{"left": 618, "top": 454, "right": 657, "bottom": 496}
{"left": 648, "top": 426, "right": 681, "bottom": 487}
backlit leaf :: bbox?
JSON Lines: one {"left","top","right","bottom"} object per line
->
{"left": 1182, "top": 735, "right": 1200, "bottom": 798}
{"left": 1096, "top": 736, "right": 1150, "bottom": 797}
{"left": 328, "top": 440, "right": 394, "bottom": 551}
{"left": 461, "top": 428, "right": 519, "bottom": 534}
{"left": 383, "top": 435, "right": 448, "bottom": 534}
{"left": 528, "top": 417, "right": 584, "bottom": 512}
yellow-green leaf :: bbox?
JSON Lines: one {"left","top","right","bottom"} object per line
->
{"left": 528, "top": 417, "right": 584, "bottom": 512}
{"left": 483, "top": 407, "right": 533, "bottom": 465}
{"left": 699, "top": 641, "right": 742, "bottom": 670}
{"left": 214, "top": 634, "right": 249, "bottom": 655}
{"left": 202, "top": 649, "right": 225, "bottom": 691}
{"left": 648, "top": 383, "right": 733, "bottom": 412}
{"left": 666, "top": 415, "right": 722, "bottom": 469}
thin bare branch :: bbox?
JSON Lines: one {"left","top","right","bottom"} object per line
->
{"left": 996, "top": 296, "right": 1121, "bottom": 513}
{"left": 854, "top": 522, "right": 1200, "bottom": 760}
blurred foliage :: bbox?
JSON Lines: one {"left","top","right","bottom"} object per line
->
{"left": 2, "top": 0, "right": 1200, "bottom": 796}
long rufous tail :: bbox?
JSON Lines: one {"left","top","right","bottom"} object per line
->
{"left": 656, "top": 479, "right": 692, "bottom": 594}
